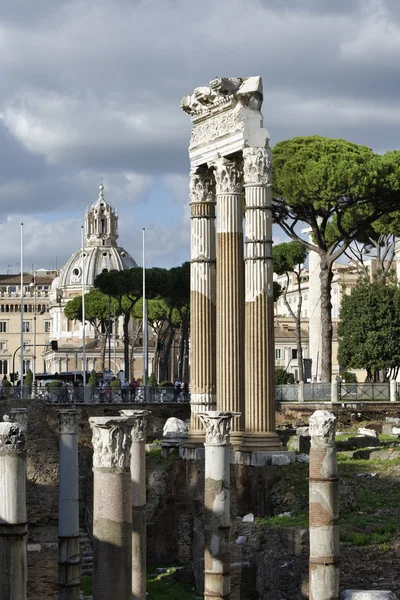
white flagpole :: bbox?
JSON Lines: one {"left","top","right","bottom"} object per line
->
{"left": 81, "top": 225, "right": 86, "bottom": 387}
{"left": 142, "top": 228, "right": 147, "bottom": 385}
{"left": 20, "top": 223, "right": 24, "bottom": 385}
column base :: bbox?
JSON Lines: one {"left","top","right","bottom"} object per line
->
{"left": 240, "top": 432, "right": 281, "bottom": 452}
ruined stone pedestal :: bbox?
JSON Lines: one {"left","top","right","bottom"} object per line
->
{"left": 120, "top": 409, "right": 150, "bottom": 600}
{"left": 90, "top": 416, "right": 133, "bottom": 600}
{"left": 58, "top": 409, "right": 80, "bottom": 600}
{"left": 199, "top": 411, "right": 240, "bottom": 599}
{"left": 309, "top": 410, "right": 339, "bottom": 600}
{"left": 0, "top": 415, "right": 27, "bottom": 600}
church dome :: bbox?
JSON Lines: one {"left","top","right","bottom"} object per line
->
{"left": 57, "top": 184, "right": 138, "bottom": 290}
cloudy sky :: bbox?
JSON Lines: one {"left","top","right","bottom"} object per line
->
{"left": 0, "top": 0, "right": 399, "bottom": 273}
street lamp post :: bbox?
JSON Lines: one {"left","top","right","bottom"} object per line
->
{"left": 30, "top": 268, "right": 37, "bottom": 387}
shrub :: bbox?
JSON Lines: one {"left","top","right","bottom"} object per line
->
{"left": 25, "top": 369, "right": 33, "bottom": 391}
{"left": 148, "top": 373, "right": 158, "bottom": 387}
{"left": 159, "top": 381, "right": 173, "bottom": 387}
{"left": 88, "top": 370, "right": 98, "bottom": 388}
{"left": 275, "top": 367, "right": 295, "bottom": 384}
{"left": 341, "top": 371, "right": 357, "bottom": 383}
{"left": 110, "top": 378, "right": 121, "bottom": 389}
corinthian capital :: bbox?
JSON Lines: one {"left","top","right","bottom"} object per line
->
{"left": 190, "top": 167, "right": 215, "bottom": 203}
{"left": 211, "top": 157, "right": 243, "bottom": 195}
{"left": 58, "top": 409, "right": 78, "bottom": 435}
{"left": 198, "top": 411, "right": 240, "bottom": 445}
{"left": 309, "top": 410, "right": 336, "bottom": 448}
{"left": 243, "top": 147, "right": 272, "bottom": 186}
{"left": 0, "top": 417, "right": 26, "bottom": 453}
{"left": 120, "top": 410, "right": 150, "bottom": 442}
{"left": 90, "top": 416, "right": 132, "bottom": 469}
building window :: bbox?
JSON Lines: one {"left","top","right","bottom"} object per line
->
{"left": 23, "top": 360, "right": 30, "bottom": 374}
{"left": 23, "top": 322, "right": 30, "bottom": 333}
{"left": 45, "top": 321, "right": 51, "bottom": 333}
{"left": 0, "top": 341, "right": 7, "bottom": 351}
{"left": 292, "top": 349, "right": 298, "bottom": 360}
{"left": 275, "top": 349, "right": 281, "bottom": 359}
{"left": 0, "top": 322, "right": 8, "bottom": 333}
{"left": 0, "top": 360, "right": 8, "bottom": 374}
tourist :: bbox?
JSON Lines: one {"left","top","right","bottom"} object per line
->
{"left": 183, "top": 381, "right": 189, "bottom": 402}
{"left": 121, "top": 379, "right": 129, "bottom": 401}
{"left": 174, "top": 379, "right": 182, "bottom": 401}
{"left": 130, "top": 378, "right": 138, "bottom": 402}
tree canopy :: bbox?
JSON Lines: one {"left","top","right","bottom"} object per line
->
{"left": 338, "top": 280, "right": 400, "bottom": 381}
{"left": 272, "top": 135, "right": 400, "bottom": 381}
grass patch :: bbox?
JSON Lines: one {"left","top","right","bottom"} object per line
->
{"left": 147, "top": 566, "right": 197, "bottom": 599}
{"left": 80, "top": 575, "right": 92, "bottom": 595}
{"left": 256, "top": 511, "right": 308, "bottom": 528}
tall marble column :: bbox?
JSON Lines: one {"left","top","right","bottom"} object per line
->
{"left": 0, "top": 415, "right": 27, "bottom": 600}
{"left": 189, "top": 167, "right": 217, "bottom": 441}
{"left": 242, "top": 147, "right": 280, "bottom": 451}
{"left": 213, "top": 157, "right": 245, "bottom": 442}
{"left": 90, "top": 416, "right": 133, "bottom": 600}
{"left": 58, "top": 409, "right": 80, "bottom": 600}
{"left": 198, "top": 411, "right": 239, "bottom": 600}
{"left": 309, "top": 410, "right": 339, "bottom": 600}
{"left": 120, "top": 409, "right": 149, "bottom": 600}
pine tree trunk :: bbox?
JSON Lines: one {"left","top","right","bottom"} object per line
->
{"left": 319, "top": 258, "right": 334, "bottom": 383}
{"left": 123, "top": 314, "right": 130, "bottom": 382}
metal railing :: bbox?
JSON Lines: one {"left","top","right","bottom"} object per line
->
{"left": 38, "top": 385, "right": 190, "bottom": 405}
{"left": 339, "top": 382, "right": 390, "bottom": 402}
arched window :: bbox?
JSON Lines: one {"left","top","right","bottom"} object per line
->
{"left": 3, "top": 360, "right": 7, "bottom": 375}
{"left": 100, "top": 218, "right": 105, "bottom": 233}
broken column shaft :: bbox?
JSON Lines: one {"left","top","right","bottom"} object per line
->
{"left": 198, "top": 411, "right": 239, "bottom": 600}
{"left": 58, "top": 409, "right": 80, "bottom": 600}
{"left": 0, "top": 415, "right": 27, "bottom": 600}
{"left": 120, "top": 409, "right": 150, "bottom": 600}
{"left": 90, "top": 416, "right": 133, "bottom": 600}
{"left": 309, "top": 409, "right": 340, "bottom": 600}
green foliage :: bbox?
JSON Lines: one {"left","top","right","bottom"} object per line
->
{"left": 110, "top": 378, "right": 121, "bottom": 389}
{"left": 273, "top": 242, "right": 308, "bottom": 276}
{"left": 340, "top": 371, "right": 357, "bottom": 383}
{"left": 2, "top": 378, "right": 11, "bottom": 397}
{"left": 148, "top": 372, "right": 158, "bottom": 387}
{"left": 47, "top": 380, "right": 62, "bottom": 388}
{"left": 147, "top": 566, "right": 196, "bottom": 599}
{"left": 338, "top": 280, "right": 400, "bottom": 375}
{"left": 275, "top": 367, "right": 294, "bottom": 384}
{"left": 159, "top": 381, "right": 173, "bottom": 387}
{"left": 88, "top": 369, "right": 98, "bottom": 388}
{"left": 25, "top": 369, "right": 33, "bottom": 390}
{"left": 64, "top": 289, "right": 119, "bottom": 325}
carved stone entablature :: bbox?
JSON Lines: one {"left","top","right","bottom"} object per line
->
{"left": 58, "top": 409, "right": 79, "bottom": 435}
{"left": 182, "top": 77, "right": 270, "bottom": 168}
{"left": 181, "top": 77, "right": 263, "bottom": 117}
{"left": 90, "top": 417, "right": 132, "bottom": 469}
{"left": 309, "top": 410, "right": 336, "bottom": 447}
{"left": 0, "top": 416, "right": 26, "bottom": 453}
{"left": 243, "top": 147, "right": 272, "bottom": 186}
{"left": 212, "top": 158, "right": 243, "bottom": 195}
{"left": 120, "top": 410, "right": 150, "bottom": 442}
{"left": 189, "top": 111, "right": 244, "bottom": 150}
{"left": 190, "top": 167, "right": 215, "bottom": 204}
{"left": 198, "top": 411, "right": 241, "bottom": 446}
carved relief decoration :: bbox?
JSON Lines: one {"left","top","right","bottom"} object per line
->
{"left": 190, "top": 167, "right": 215, "bottom": 204}
{"left": 198, "top": 411, "right": 240, "bottom": 445}
{"left": 90, "top": 419, "right": 131, "bottom": 469}
{"left": 0, "top": 418, "right": 26, "bottom": 452}
{"left": 120, "top": 410, "right": 150, "bottom": 442}
{"left": 190, "top": 111, "right": 244, "bottom": 149}
{"left": 243, "top": 147, "right": 272, "bottom": 186}
{"left": 309, "top": 410, "right": 336, "bottom": 447}
{"left": 58, "top": 410, "right": 79, "bottom": 435}
{"left": 212, "top": 158, "right": 243, "bottom": 195}
{"left": 9, "top": 408, "right": 28, "bottom": 431}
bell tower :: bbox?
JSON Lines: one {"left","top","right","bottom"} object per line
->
{"left": 85, "top": 184, "right": 119, "bottom": 247}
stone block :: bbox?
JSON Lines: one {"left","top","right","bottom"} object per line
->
{"left": 271, "top": 454, "right": 292, "bottom": 466}
{"left": 287, "top": 436, "right": 300, "bottom": 452}
{"left": 385, "top": 417, "right": 400, "bottom": 424}
{"left": 352, "top": 449, "right": 372, "bottom": 460}
{"left": 392, "top": 427, "right": 400, "bottom": 435}
{"left": 341, "top": 591, "right": 398, "bottom": 599}
{"left": 297, "top": 453, "right": 309, "bottom": 463}
{"left": 382, "top": 424, "right": 394, "bottom": 435}
{"left": 357, "top": 428, "right": 378, "bottom": 438}
{"left": 242, "top": 513, "right": 254, "bottom": 523}
{"left": 163, "top": 417, "right": 188, "bottom": 438}
{"left": 279, "top": 527, "right": 309, "bottom": 557}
